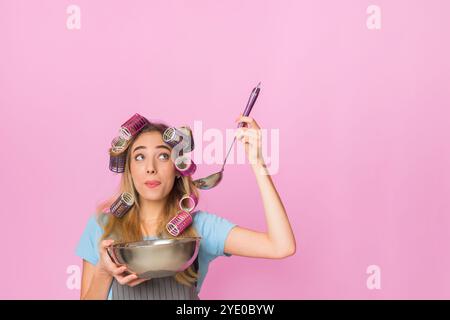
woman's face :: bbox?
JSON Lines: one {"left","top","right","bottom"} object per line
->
{"left": 129, "top": 131, "right": 177, "bottom": 201}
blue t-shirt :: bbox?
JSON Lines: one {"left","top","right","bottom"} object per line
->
{"left": 75, "top": 210, "right": 237, "bottom": 299}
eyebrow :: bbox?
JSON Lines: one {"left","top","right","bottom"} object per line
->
{"left": 132, "top": 145, "right": 171, "bottom": 153}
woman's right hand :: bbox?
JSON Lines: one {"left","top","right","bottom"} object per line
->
{"left": 98, "top": 239, "right": 148, "bottom": 287}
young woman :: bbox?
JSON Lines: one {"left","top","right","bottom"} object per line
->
{"left": 75, "top": 114, "right": 296, "bottom": 300}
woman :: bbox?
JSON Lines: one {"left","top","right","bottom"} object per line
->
{"left": 75, "top": 114, "right": 296, "bottom": 300}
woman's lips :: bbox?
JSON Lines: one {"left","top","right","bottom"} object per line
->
{"left": 145, "top": 181, "right": 161, "bottom": 189}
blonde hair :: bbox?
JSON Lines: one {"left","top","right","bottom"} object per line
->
{"left": 97, "top": 122, "right": 200, "bottom": 287}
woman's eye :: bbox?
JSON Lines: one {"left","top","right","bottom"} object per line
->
{"left": 159, "top": 153, "right": 170, "bottom": 161}
{"left": 135, "top": 154, "right": 144, "bottom": 161}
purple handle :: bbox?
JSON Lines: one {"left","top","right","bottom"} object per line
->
{"left": 238, "top": 82, "right": 261, "bottom": 128}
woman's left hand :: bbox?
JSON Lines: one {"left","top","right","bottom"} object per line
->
{"left": 235, "top": 114, "right": 264, "bottom": 166}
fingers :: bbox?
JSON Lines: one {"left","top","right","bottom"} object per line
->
{"left": 99, "top": 239, "right": 122, "bottom": 274}
{"left": 111, "top": 265, "right": 128, "bottom": 276}
{"left": 235, "top": 126, "right": 262, "bottom": 165}
{"left": 235, "top": 114, "right": 261, "bottom": 143}
{"left": 114, "top": 272, "right": 148, "bottom": 287}
{"left": 100, "top": 239, "right": 114, "bottom": 250}
{"left": 235, "top": 115, "right": 260, "bottom": 129}
{"left": 115, "top": 272, "right": 139, "bottom": 286}
{"left": 99, "top": 240, "right": 149, "bottom": 287}
{"left": 236, "top": 127, "right": 260, "bottom": 144}
{"left": 127, "top": 278, "right": 149, "bottom": 287}
{"left": 100, "top": 239, "right": 117, "bottom": 264}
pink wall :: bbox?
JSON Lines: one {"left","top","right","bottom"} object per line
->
{"left": 1, "top": 0, "right": 449, "bottom": 299}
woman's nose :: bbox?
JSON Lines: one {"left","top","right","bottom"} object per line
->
{"left": 146, "top": 162, "right": 157, "bottom": 174}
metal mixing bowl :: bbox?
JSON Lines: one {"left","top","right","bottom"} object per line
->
{"left": 106, "top": 237, "right": 201, "bottom": 279}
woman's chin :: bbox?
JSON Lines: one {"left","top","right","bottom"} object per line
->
{"left": 141, "top": 190, "right": 167, "bottom": 201}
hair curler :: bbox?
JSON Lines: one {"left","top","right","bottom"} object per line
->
{"left": 174, "top": 156, "right": 197, "bottom": 177}
{"left": 162, "top": 126, "right": 194, "bottom": 153}
{"left": 119, "top": 113, "right": 149, "bottom": 140}
{"left": 166, "top": 210, "right": 198, "bottom": 237}
{"left": 109, "top": 152, "right": 127, "bottom": 173}
{"left": 109, "top": 192, "right": 135, "bottom": 218}
{"left": 179, "top": 194, "right": 198, "bottom": 212}
{"left": 111, "top": 136, "right": 129, "bottom": 153}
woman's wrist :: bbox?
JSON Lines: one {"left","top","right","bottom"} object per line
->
{"left": 251, "top": 158, "right": 269, "bottom": 175}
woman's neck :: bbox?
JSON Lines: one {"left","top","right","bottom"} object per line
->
{"left": 138, "top": 197, "right": 166, "bottom": 224}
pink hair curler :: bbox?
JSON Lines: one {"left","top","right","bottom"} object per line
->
{"left": 179, "top": 194, "right": 198, "bottom": 213}
{"left": 109, "top": 192, "right": 135, "bottom": 218}
{"left": 109, "top": 152, "right": 127, "bottom": 173}
{"left": 166, "top": 210, "right": 198, "bottom": 237}
{"left": 174, "top": 156, "right": 197, "bottom": 176}
{"left": 119, "top": 113, "right": 149, "bottom": 140}
{"left": 162, "top": 126, "right": 194, "bottom": 153}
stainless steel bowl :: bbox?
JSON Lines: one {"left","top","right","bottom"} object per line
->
{"left": 107, "top": 237, "right": 201, "bottom": 279}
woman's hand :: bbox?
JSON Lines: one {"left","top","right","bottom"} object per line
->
{"left": 98, "top": 239, "right": 149, "bottom": 287}
{"left": 235, "top": 114, "right": 265, "bottom": 167}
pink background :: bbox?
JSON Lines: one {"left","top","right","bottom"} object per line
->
{"left": 1, "top": 0, "right": 449, "bottom": 299}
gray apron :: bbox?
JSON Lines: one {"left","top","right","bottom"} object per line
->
{"left": 110, "top": 257, "right": 199, "bottom": 300}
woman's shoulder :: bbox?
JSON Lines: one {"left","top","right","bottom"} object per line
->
{"left": 193, "top": 210, "right": 236, "bottom": 233}
{"left": 192, "top": 210, "right": 217, "bottom": 225}
{"left": 75, "top": 213, "right": 108, "bottom": 264}
{"left": 84, "top": 212, "right": 109, "bottom": 233}
{"left": 192, "top": 210, "right": 237, "bottom": 258}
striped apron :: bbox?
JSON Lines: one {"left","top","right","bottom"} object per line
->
{"left": 111, "top": 256, "right": 199, "bottom": 300}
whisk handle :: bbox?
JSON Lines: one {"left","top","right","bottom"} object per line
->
{"left": 238, "top": 82, "right": 261, "bottom": 128}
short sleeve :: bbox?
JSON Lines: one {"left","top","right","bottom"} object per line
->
{"left": 194, "top": 211, "right": 237, "bottom": 258}
{"left": 75, "top": 215, "right": 104, "bottom": 266}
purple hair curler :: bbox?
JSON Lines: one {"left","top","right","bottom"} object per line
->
{"left": 162, "top": 126, "right": 194, "bottom": 153}
{"left": 119, "top": 113, "right": 149, "bottom": 140}
{"left": 166, "top": 210, "right": 198, "bottom": 237}
{"left": 109, "top": 192, "right": 135, "bottom": 218}
{"left": 109, "top": 152, "right": 127, "bottom": 173}
{"left": 179, "top": 194, "right": 198, "bottom": 213}
{"left": 174, "top": 156, "right": 197, "bottom": 176}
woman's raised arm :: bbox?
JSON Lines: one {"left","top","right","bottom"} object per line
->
{"left": 223, "top": 116, "right": 296, "bottom": 259}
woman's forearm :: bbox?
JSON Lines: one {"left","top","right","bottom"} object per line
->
{"left": 234, "top": 115, "right": 296, "bottom": 257}
{"left": 82, "top": 268, "right": 113, "bottom": 300}
{"left": 252, "top": 160, "right": 296, "bottom": 256}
